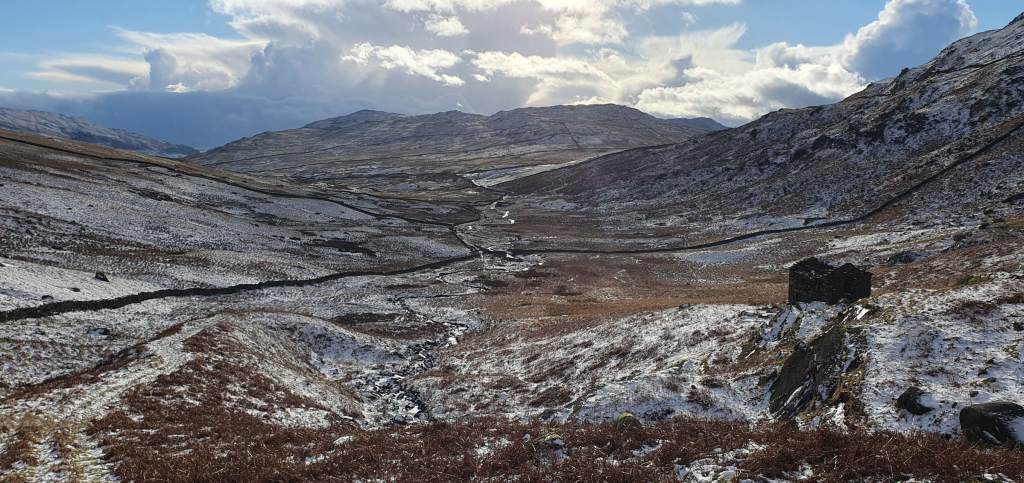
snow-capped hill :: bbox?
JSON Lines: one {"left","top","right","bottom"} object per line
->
{"left": 187, "top": 104, "right": 709, "bottom": 199}
{"left": 304, "top": 109, "right": 407, "bottom": 129}
{"left": 0, "top": 108, "right": 199, "bottom": 158}
{"left": 505, "top": 14, "right": 1024, "bottom": 237}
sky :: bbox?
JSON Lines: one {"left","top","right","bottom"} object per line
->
{"left": 0, "top": 0, "right": 1020, "bottom": 149}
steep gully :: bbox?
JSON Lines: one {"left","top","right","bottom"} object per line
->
{"left": 1, "top": 116, "right": 1021, "bottom": 424}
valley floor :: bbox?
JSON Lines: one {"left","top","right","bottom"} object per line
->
{"left": 1, "top": 130, "right": 1024, "bottom": 482}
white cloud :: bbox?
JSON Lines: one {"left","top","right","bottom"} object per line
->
{"left": 515, "top": 0, "right": 740, "bottom": 46}
{"left": 384, "top": 0, "right": 513, "bottom": 13}
{"left": 758, "top": 0, "right": 977, "bottom": 79}
{"left": 10, "top": 0, "right": 981, "bottom": 145}
{"left": 635, "top": 63, "right": 865, "bottom": 124}
{"left": 424, "top": 14, "right": 470, "bottom": 36}
{"left": 377, "top": 0, "right": 741, "bottom": 46}
{"left": 634, "top": 0, "right": 977, "bottom": 122}
{"left": 26, "top": 55, "right": 149, "bottom": 88}
{"left": 344, "top": 43, "right": 464, "bottom": 85}
{"left": 25, "top": 29, "right": 264, "bottom": 92}
{"left": 473, "top": 50, "right": 614, "bottom": 87}
{"left": 125, "top": 31, "right": 265, "bottom": 92}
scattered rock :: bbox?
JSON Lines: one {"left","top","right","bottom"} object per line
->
{"left": 789, "top": 257, "right": 872, "bottom": 305}
{"left": 41, "top": 295, "right": 54, "bottom": 301}
{"left": 540, "top": 433, "right": 564, "bottom": 447}
{"left": 69, "top": 287, "right": 80, "bottom": 293}
{"left": 959, "top": 402, "right": 1024, "bottom": 445}
{"left": 885, "top": 251, "right": 927, "bottom": 265}
{"left": 333, "top": 435, "right": 355, "bottom": 445}
{"left": 896, "top": 387, "right": 935, "bottom": 415}
{"left": 94, "top": 271, "right": 110, "bottom": 282}
{"left": 614, "top": 412, "right": 642, "bottom": 432}
{"left": 964, "top": 475, "right": 1005, "bottom": 483}
{"left": 87, "top": 328, "right": 111, "bottom": 337}
{"left": 1014, "top": 321, "right": 1024, "bottom": 332}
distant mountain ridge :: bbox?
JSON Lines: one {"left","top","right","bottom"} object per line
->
{"left": 0, "top": 108, "right": 199, "bottom": 158}
{"left": 665, "top": 117, "right": 729, "bottom": 132}
{"left": 187, "top": 104, "right": 713, "bottom": 200}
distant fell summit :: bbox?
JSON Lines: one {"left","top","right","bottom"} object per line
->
{"left": 188, "top": 103, "right": 714, "bottom": 199}
{"left": 0, "top": 108, "right": 199, "bottom": 158}
{"left": 664, "top": 117, "right": 729, "bottom": 132}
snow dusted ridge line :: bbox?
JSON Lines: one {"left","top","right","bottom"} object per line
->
{"left": 0, "top": 109, "right": 200, "bottom": 159}
{"left": 510, "top": 115, "right": 1024, "bottom": 256}
{"left": 0, "top": 131, "right": 482, "bottom": 227}
{"left": 201, "top": 134, "right": 621, "bottom": 167}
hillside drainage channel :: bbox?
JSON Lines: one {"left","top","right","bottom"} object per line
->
{"left": 351, "top": 300, "right": 469, "bottom": 428}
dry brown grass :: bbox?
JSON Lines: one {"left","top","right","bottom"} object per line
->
{"left": 874, "top": 235, "right": 1024, "bottom": 295}
{"left": 744, "top": 426, "right": 1024, "bottom": 482}
{"left": 0, "top": 414, "right": 44, "bottom": 471}
{"left": 944, "top": 300, "right": 1000, "bottom": 325}
{"left": 83, "top": 413, "right": 1024, "bottom": 482}
{"left": 472, "top": 253, "right": 787, "bottom": 324}
{"left": 528, "top": 386, "right": 574, "bottom": 407}
{"left": 50, "top": 427, "right": 84, "bottom": 482}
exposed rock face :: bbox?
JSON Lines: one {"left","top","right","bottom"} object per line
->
{"left": 0, "top": 109, "right": 199, "bottom": 158}
{"left": 768, "top": 324, "right": 855, "bottom": 420}
{"left": 959, "top": 401, "right": 1024, "bottom": 445}
{"left": 788, "top": 257, "right": 872, "bottom": 305}
{"left": 896, "top": 387, "right": 935, "bottom": 415}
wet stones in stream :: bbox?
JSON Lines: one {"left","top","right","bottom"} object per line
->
{"left": 351, "top": 317, "right": 468, "bottom": 427}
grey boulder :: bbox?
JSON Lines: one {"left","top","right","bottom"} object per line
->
{"left": 959, "top": 401, "right": 1024, "bottom": 445}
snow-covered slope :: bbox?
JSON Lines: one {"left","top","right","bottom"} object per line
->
{"left": 505, "top": 15, "right": 1024, "bottom": 242}
{"left": 0, "top": 108, "right": 199, "bottom": 158}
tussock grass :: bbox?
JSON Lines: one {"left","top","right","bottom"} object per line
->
{"left": 86, "top": 410, "right": 1024, "bottom": 482}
